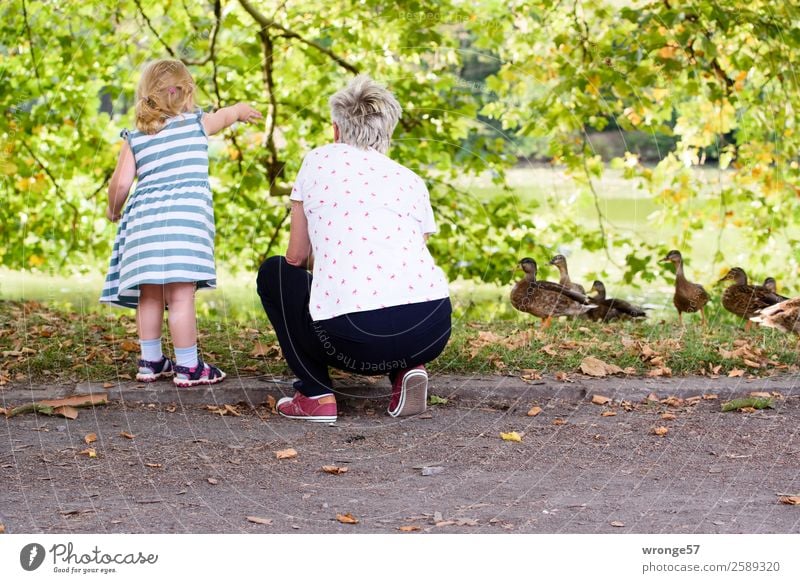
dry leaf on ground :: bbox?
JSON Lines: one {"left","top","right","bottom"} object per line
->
{"left": 778, "top": 496, "right": 800, "bottom": 505}
{"left": 265, "top": 395, "right": 277, "bottom": 414}
{"left": 120, "top": 432, "right": 135, "bottom": 439}
{"left": 610, "top": 521, "right": 625, "bottom": 527}
{"left": 554, "top": 371, "right": 569, "bottom": 381}
{"left": 661, "top": 413, "right": 677, "bottom": 421}
{"left": 275, "top": 448, "right": 298, "bottom": 460}
{"left": 119, "top": 340, "right": 139, "bottom": 352}
{"left": 78, "top": 448, "right": 97, "bottom": 458}
{"left": 246, "top": 516, "right": 273, "bottom": 525}
{"left": 84, "top": 433, "right": 97, "bottom": 445}
{"left": 728, "top": 368, "right": 745, "bottom": 378}
{"left": 703, "top": 394, "right": 718, "bottom": 400}
{"left": 652, "top": 426, "right": 669, "bottom": 437}
{"left": 527, "top": 406, "right": 542, "bottom": 417}
{"left": 552, "top": 418, "right": 566, "bottom": 426}
{"left": 207, "top": 478, "right": 219, "bottom": 485}
{"left": 601, "top": 411, "right": 617, "bottom": 417}
{"left": 321, "top": 465, "right": 348, "bottom": 475}
{"left": 749, "top": 391, "right": 771, "bottom": 398}
{"left": 500, "top": 431, "right": 522, "bottom": 442}
{"left": 580, "top": 357, "right": 623, "bottom": 378}
{"left": 336, "top": 513, "right": 359, "bottom": 524}
{"left": 398, "top": 525, "right": 421, "bottom": 532}
{"left": 467, "top": 331, "right": 505, "bottom": 358}
{"left": 645, "top": 392, "right": 660, "bottom": 403}
{"left": 0, "top": 523, "right": 5, "bottom": 533}
{"left": 144, "top": 463, "right": 161, "bottom": 468}
{"left": 647, "top": 366, "right": 672, "bottom": 378}
{"left": 251, "top": 342, "right": 279, "bottom": 358}
{"left": 591, "top": 394, "right": 612, "bottom": 405}
{"left": 53, "top": 406, "right": 78, "bottom": 420}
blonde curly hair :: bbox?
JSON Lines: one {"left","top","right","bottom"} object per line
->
{"left": 135, "top": 59, "right": 196, "bottom": 134}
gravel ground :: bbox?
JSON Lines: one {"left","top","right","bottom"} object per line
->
{"left": 1, "top": 382, "right": 799, "bottom": 534}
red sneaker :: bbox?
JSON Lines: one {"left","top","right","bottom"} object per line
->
{"left": 388, "top": 365, "right": 428, "bottom": 417}
{"left": 277, "top": 392, "right": 338, "bottom": 423}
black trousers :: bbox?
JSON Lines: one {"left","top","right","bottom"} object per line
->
{"left": 256, "top": 256, "right": 452, "bottom": 397}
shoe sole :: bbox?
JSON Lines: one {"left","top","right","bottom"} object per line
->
{"left": 136, "top": 371, "right": 173, "bottom": 382}
{"left": 388, "top": 370, "right": 428, "bottom": 417}
{"left": 173, "top": 371, "right": 227, "bottom": 388}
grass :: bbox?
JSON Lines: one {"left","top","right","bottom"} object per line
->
{"left": 1, "top": 298, "right": 796, "bottom": 388}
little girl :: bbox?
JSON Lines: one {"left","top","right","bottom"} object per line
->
{"left": 100, "top": 59, "right": 261, "bottom": 387}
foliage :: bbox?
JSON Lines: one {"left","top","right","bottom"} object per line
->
{"left": 1, "top": 0, "right": 799, "bottom": 286}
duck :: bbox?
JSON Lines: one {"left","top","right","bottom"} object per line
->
{"left": 548, "top": 254, "right": 586, "bottom": 294}
{"left": 660, "top": 250, "right": 710, "bottom": 326}
{"left": 586, "top": 280, "right": 647, "bottom": 322}
{"left": 719, "top": 267, "right": 785, "bottom": 330}
{"left": 511, "top": 258, "right": 595, "bottom": 328}
{"left": 760, "top": 277, "right": 789, "bottom": 300}
{"left": 751, "top": 297, "right": 800, "bottom": 335}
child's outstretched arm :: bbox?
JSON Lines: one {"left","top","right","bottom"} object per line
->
{"left": 107, "top": 142, "right": 136, "bottom": 222}
{"left": 202, "top": 103, "right": 262, "bottom": 136}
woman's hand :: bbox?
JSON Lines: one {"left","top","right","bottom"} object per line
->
{"left": 236, "top": 103, "right": 263, "bottom": 124}
{"left": 106, "top": 206, "right": 121, "bottom": 222}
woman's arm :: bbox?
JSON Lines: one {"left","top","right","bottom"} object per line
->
{"left": 107, "top": 142, "right": 136, "bottom": 222}
{"left": 285, "top": 201, "right": 312, "bottom": 268}
{"left": 202, "top": 103, "right": 262, "bottom": 136}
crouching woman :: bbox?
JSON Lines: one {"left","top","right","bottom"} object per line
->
{"left": 256, "top": 75, "right": 451, "bottom": 423}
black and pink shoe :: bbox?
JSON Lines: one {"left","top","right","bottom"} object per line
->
{"left": 173, "top": 359, "right": 226, "bottom": 388}
{"left": 136, "top": 356, "right": 174, "bottom": 382}
{"left": 387, "top": 365, "right": 428, "bottom": 417}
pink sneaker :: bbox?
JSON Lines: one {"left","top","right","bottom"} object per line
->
{"left": 388, "top": 365, "right": 428, "bottom": 417}
{"left": 277, "top": 392, "right": 338, "bottom": 423}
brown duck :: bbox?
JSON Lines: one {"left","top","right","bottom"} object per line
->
{"left": 719, "top": 267, "right": 785, "bottom": 330}
{"left": 511, "top": 258, "right": 594, "bottom": 328}
{"left": 660, "top": 250, "right": 710, "bottom": 326}
{"left": 548, "top": 254, "right": 586, "bottom": 294}
{"left": 751, "top": 297, "right": 800, "bottom": 335}
{"left": 586, "top": 280, "right": 647, "bottom": 322}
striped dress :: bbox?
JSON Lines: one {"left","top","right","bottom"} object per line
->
{"left": 100, "top": 109, "right": 216, "bottom": 309}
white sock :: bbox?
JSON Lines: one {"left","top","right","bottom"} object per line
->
{"left": 139, "top": 338, "right": 162, "bottom": 362}
{"left": 174, "top": 345, "right": 199, "bottom": 369}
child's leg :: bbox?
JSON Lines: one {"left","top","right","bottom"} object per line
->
{"left": 164, "top": 282, "right": 198, "bottom": 367}
{"left": 135, "top": 284, "right": 170, "bottom": 381}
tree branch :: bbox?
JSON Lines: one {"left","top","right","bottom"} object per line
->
{"left": 132, "top": 0, "right": 178, "bottom": 59}
{"left": 581, "top": 136, "right": 619, "bottom": 267}
{"left": 21, "top": 0, "right": 43, "bottom": 96}
{"left": 237, "top": 0, "right": 359, "bottom": 74}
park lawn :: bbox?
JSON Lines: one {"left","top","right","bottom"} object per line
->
{"left": 1, "top": 298, "right": 796, "bottom": 388}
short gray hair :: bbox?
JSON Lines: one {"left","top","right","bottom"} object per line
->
{"left": 329, "top": 75, "right": 401, "bottom": 153}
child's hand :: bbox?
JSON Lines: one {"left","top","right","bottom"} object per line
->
{"left": 236, "top": 103, "right": 263, "bottom": 124}
{"left": 107, "top": 207, "right": 121, "bottom": 222}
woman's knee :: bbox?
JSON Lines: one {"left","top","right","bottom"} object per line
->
{"left": 256, "top": 256, "right": 288, "bottom": 297}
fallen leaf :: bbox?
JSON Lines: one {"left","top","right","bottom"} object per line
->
{"left": 246, "top": 516, "right": 273, "bottom": 525}
{"left": 336, "top": 513, "right": 359, "bottom": 524}
{"left": 223, "top": 404, "right": 241, "bottom": 417}
{"left": 207, "top": 478, "right": 219, "bottom": 485}
{"left": 652, "top": 426, "right": 669, "bottom": 437}
{"left": 749, "top": 391, "right": 772, "bottom": 398}
{"left": 743, "top": 359, "right": 761, "bottom": 368}
{"left": 53, "top": 406, "right": 78, "bottom": 420}
{"left": 250, "top": 342, "right": 279, "bottom": 358}
{"left": 610, "top": 521, "right": 625, "bottom": 527}
{"left": 647, "top": 366, "right": 672, "bottom": 378}
{"left": 661, "top": 413, "right": 677, "bottom": 421}
{"left": 778, "top": 496, "right": 800, "bottom": 506}
{"left": 428, "top": 395, "right": 448, "bottom": 406}
{"left": 500, "top": 431, "right": 522, "bottom": 442}
{"left": 554, "top": 371, "right": 569, "bottom": 381}
{"left": 265, "top": 395, "right": 277, "bottom": 414}
{"left": 740, "top": 407, "right": 757, "bottom": 413}
{"left": 84, "top": 433, "right": 97, "bottom": 445}
{"left": 552, "top": 418, "right": 566, "bottom": 426}
{"left": 119, "top": 340, "right": 139, "bottom": 353}
{"left": 527, "top": 406, "right": 543, "bottom": 417}
{"left": 728, "top": 368, "right": 745, "bottom": 378}
{"left": 662, "top": 396, "right": 683, "bottom": 407}
{"left": 601, "top": 411, "right": 617, "bottom": 417}
{"left": 702, "top": 394, "right": 718, "bottom": 400}
{"left": 144, "top": 463, "right": 161, "bottom": 468}
{"left": 321, "top": 465, "right": 349, "bottom": 475}
{"left": 645, "top": 392, "right": 660, "bottom": 403}
{"left": 120, "top": 432, "right": 135, "bottom": 439}
{"left": 40, "top": 394, "right": 108, "bottom": 408}
{"left": 467, "top": 330, "right": 505, "bottom": 358}
{"left": 520, "top": 369, "right": 542, "bottom": 382}
{"left": 79, "top": 448, "right": 97, "bottom": 458}
{"left": 721, "top": 397, "right": 774, "bottom": 412}
{"left": 398, "top": 525, "right": 420, "bottom": 532}
{"left": 275, "top": 448, "right": 298, "bottom": 460}
{"left": 591, "top": 394, "right": 611, "bottom": 405}
{"left": 0, "top": 523, "right": 5, "bottom": 533}
{"left": 102, "top": 382, "right": 114, "bottom": 389}
{"left": 580, "top": 357, "right": 623, "bottom": 377}
{"left": 542, "top": 344, "right": 558, "bottom": 356}
{"left": 166, "top": 405, "right": 177, "bottom": 413}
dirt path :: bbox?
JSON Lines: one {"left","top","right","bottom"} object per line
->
{"left": 1, "top": 374, "right": 799, "bottom": 534}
